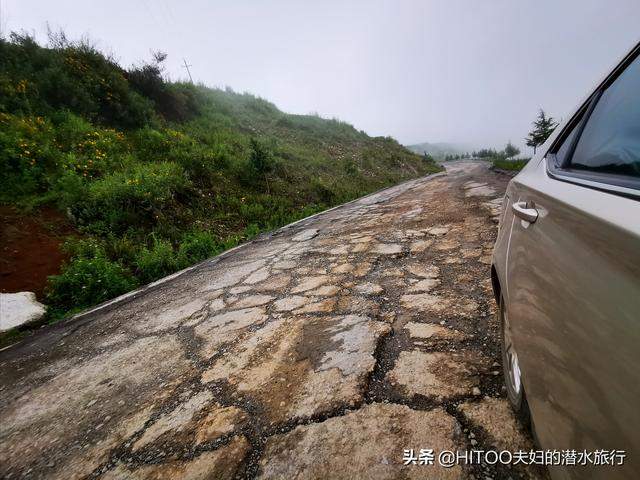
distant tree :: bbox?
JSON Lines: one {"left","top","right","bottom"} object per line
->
{"left": 422, "top": 151, "right": 435, "bottom": 163}
{"left": 525, "top": 109, "right": 558, "bottom": 154}
{"left": 127, "top": 50, "right": 199, "bottom": 122}
{"left": 504, "top": 141, "right": 520, "bottom": 158}
{"left": 476, "top": 148, "right": 498, "bottom": 158}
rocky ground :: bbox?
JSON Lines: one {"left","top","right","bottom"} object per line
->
{"left": 0, "top": 161, "right": 547, "bottom": 479}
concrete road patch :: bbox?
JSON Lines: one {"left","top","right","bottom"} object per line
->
{"left": 258, "top": 403, "right": 463, "bottom": 480}
{"left": 1, "top": 161, "right": 527, "bottom": 479}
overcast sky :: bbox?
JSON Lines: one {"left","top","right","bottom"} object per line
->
{"left": 3, "top": 0, "right": 639, "bottom": 151}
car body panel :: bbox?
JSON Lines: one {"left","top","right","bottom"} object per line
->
{"left": 492, "top": 43, "right": 640, "bottom": 480}
{"left": 503, "top": 158, "right": 639, "bottom": 479}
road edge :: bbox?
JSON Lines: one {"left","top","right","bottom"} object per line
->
{"left": 0, "top": 170, "right": 447, "bottom": 351}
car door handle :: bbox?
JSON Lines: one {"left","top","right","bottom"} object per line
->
{"left": 512, "top": 201, "right": 538, "bottom": 223}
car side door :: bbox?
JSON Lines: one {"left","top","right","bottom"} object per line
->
{"left": 506, "top": 46, "right": 640, "bottom": 479}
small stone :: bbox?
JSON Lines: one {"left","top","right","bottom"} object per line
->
{"left": 0, "top": 292, "right": 46, "bottom": 331}
{"left": 472, "top": 387, "right": 481, "bottom": 396}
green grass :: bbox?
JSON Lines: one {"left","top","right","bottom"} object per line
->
{"left": 491, "top": 157, "right": 529, "bottom": 171}
{"left": 0, "top": 32, "right": 441, "bottom": 323}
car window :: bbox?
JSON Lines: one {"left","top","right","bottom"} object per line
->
{"left": 570, "top": 54, "right": 640, "bottom": 178}
{"left": 554, "top": 113, "right": 582, "bottom": 166}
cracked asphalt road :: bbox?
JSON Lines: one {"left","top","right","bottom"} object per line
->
{"left": 0, "top": 160, "right": 546, "bottom": 479}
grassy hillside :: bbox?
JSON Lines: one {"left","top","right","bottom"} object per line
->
{"left": 0, "top": 33, "right": 440, "bottom": 320}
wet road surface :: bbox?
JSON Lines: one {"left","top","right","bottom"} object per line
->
{"left": 0, "top": 161, "right": 545, "bottom": 479}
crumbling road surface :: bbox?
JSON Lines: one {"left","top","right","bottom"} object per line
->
{"left": 0, "top": 161, "right": 545, "bottom": 479}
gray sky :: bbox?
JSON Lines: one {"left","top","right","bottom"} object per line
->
{"left": 3, "top": 0, "right": 639, "bottom": 151}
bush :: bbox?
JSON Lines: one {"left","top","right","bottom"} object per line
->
{"left": 0, "top": 113, "right": 62, "bottom": 199}
{"left": 131, "top": 127, "right": 170, "bottom": 160}
{"left": 492, "top": 157, "right": 529, "bottom": 171}
{"left": 72, "top": 162, "right": 190, "bottom": 234}
{"left": 49, "top": 169, "right": 88, "bottom": 210}
{"left": 178, "top": 230, "right": 218, "bottom": 265}
{"left": 249, "top": 137, "right": 272, "bottom": 174}
{"left": 0, "top": 33, "right": 155, "bottom": 128}
{"left": 46, "top": 243, "right": 138, "bottom": 314}
{"left": 126, "top": 52, "right": 200, "bottom": 122}
{"left": 135, "top": 236, "right": 179, "bottom": 283}
{"left": 51, "top": 110, "right": 93, "bottom": 146}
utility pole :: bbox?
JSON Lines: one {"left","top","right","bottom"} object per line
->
{"left": 182, "top": 58, "right": 193, "bottom": 84}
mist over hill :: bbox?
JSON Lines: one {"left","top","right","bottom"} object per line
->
{"left": 405, "top": 141, "right": 476, "bottom": 158}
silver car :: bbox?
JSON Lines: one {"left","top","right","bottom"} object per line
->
{"left": 491, "top": 42, "right": 639, "bottom": 479}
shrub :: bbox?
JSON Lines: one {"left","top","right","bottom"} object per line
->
{"left": 72, "top": 162, "right": 190, "bottom": 234}
{"left": 249, "top": 137, "right": 272, "bottom": 174}
{"left": 492, "top": 157, "right": 529, "bottom": 171}
{"left": 104, "top": 234, "right": 141, "bottom": 268}
{"left": 177, "top": 230, "right": 218, "bottom": 266}
{"left": 49, "top": 169, "right": 88, "bottom": 210}
{"left": 311, "top": 177, "right": 335, "bottom": 205}
{"left": 131, "top": 127, "right": 170, "bottom": 160}
{"left": 0, "top": 113, "right": 61, "bottom": 199}
{"left": 46, "top": 243, "right": 138, "bottom": 314}
{"left": 126, "top": 53, "right": 200, "bottom": 122}
{"left": 0, "top": 33, "right": 155, "bottom": 128}
{"left": 135, "top": 236, "right": 179, "bottom": 283}
{"left": 50, "top": 110, "right": 93, "bottom": 146}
